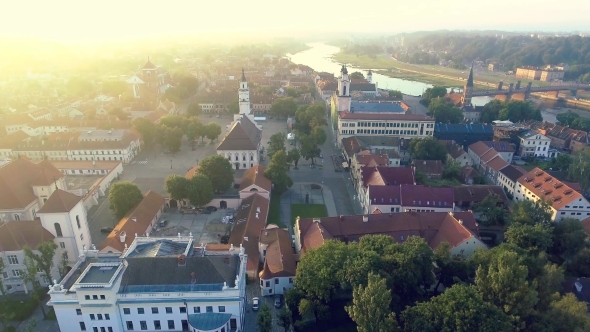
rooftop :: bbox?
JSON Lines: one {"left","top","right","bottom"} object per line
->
{"left": 339, "top": 111, "right": 432, "bottom": 121}
{"left": 350, "top": 101, "right": 409, "bottom": 113}
{"left": 79, "top": 264, "right": 121, "bottom": 284}
{"left": 517, "top": 167, "right": 585, "bottom": 210}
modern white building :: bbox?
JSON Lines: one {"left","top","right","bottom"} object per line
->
{"left": 518, "top": 130, "right": 551, "bottom": 158}
{"left": 336, "top": 111, "right": 435, "bottom": 142}
{"left": 48, "top": 237, "right": 248, "bottom": 332}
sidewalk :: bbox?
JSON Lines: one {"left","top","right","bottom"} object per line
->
{"left": 7, "top": 299, "right": 59, "bottom": 332}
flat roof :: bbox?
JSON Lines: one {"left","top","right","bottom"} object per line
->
{"left": 79, "top": 264, "right": 120, "bottom": 284}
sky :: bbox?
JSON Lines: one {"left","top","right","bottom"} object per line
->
{"left": 1, "top": 0, "right": 589, "bottom": 42}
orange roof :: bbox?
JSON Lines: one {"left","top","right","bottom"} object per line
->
{"left": 356, "top": 151, "right": 388, "bottom": 168}
{"left": 239, "top": 165, "right": 271, "bottom": 192}
{"left": 37, "top": 189, "right": 81, "bottom": 214}
{"left": 185, "top": 165, "right": 200, "bottom": 179}
{"left": 259, "top": 227, "right": 296, "bottom": 279}
{"left": 228, "top": 194, "right": 269, "bottom": 272}
{"left": 0, "top": 220, "right": 55, "bottom": 251}
{"left": 0, "top": 158, "right": 64, "bottom": 210}
{"left": 445, "top": 92, "right": 463, "bottom": 106}
{"left": 516, "top": 167, "right": 584, "bottom": 210}
{"left": 99, "top": 191, "right": 165, "bottom": 252}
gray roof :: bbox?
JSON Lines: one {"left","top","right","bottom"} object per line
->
{"left": 188, "top": 313, "right": 232, "bottom": 330}
{"left": 79, "top": 265, "right": 119, "bottom": 284}
{"left": 217, "top": 116, "right": 261, "bottom": 151}
{"left": 120, "top": 255, "right": 239, "bottom": 292}
{"left": 350, "top": 83, "right": 376, "bottom": 91}
{"left": 499, "top": 165, "right": 525, "bottom": 182}
{"left": 350, "top": 102, "right": 406, "bottom": 113}
{"left": 127, "top": 240, "right": 189, "bottom": 258}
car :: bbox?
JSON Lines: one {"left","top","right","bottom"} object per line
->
{"left": 158, "top": 220, "right": 169, "bottom": 227}
{"left": 252, "top": 297, "right": 259, "bottom": 311}
{"left": 215, "top": 115, "right": 220, "bottom": 118}
{"left": 201, "top": 209, "right": 211, "bottom": 215}
{"left": 100, "top": 227, "right": 113, "bottom": 233}
{"left": 206, "top": 206, "right": 217, "bottom": 212}
{"left": 274, "top": 295, "right": 282, "bottom": 308}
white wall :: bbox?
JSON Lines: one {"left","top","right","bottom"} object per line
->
{"left": 217, "top": 150, "right": 259, "bottom": 170}
{"left": 260, "top": 276, "right": 294, "bottom": 296}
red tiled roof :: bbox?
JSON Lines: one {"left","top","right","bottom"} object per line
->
{"left": 486, "top": 155, "right": 509, "bottom": 172}
{"left": 400, "top": 185, "right": 454, "bottom": 208}
{"left": 356, "top": 151, "right": 389, "bottom": 168}
{"left": 228, "top": 194, "right": 269, "bottom": 272}
{"left": 259, "top": 227, "right": 296, "bottom": 279}
{"left": 37, "top": 189, "right": 81, "bottom": 214}
{"left": 361, "top": 166, "right": 415, "bottom": 188}
{"left": 239, "top": 165, "right": 271, "bottom": 192}
{"left": 0, "top": 220, "right": 55, "bottom": 251}
{"left": 338, "top": 111, "right": 433, "bottom": 121}
{"left": 468, "top": 141, "right": 493, "bottom": 157}
{"left": 517, "top": 167, "right": 585, "bottom": 210}
{"left": 414, "top": 160, "right": 443, "bottom": 176}
{"left": 185, "top": 165, "right": 200, "bottom": 179}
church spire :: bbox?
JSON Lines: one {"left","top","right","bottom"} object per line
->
{"left": 241, "top": 68, "right": 246, "bottom": 82}
{"left": 466, "top": 63, "right": 474, "bottom": 87}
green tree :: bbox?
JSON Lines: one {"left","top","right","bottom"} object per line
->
{"left": 299, "top": 134, "right": 321, "bottom": 165}
{"left": 473, "top": 194, "right": 508, "bottom": 226}
{"left": 287, "top": 148, "right": 301, "bottom": 168}
{"left": 277, "top": 306, "right": 292, "bottom": 331}
{"left": 556, "top": 110, "right": 580, "bottom": 127}
{"left": 109, "top": 182, "right": 144, "bottom": 219}
{"left": 442, "top": 160, "right": 461, "bottom": 181}
{"left": 267, "top": 132, "right": 287, "bottom": 159}
{"left": 186, "top": 175, "right": 214, "bottom": 207}
{"left": 270, "top": 97, "right": 298, "bottom": 120}
{"left": 509, "top": 199, "right": 553, "bottom": 226}
{"left": 23, "top": 241, "right": 57, "bottom": 290}
{"left": 265, "top": 150, "right": 293, "bottom": 194}
{"left": 162, "top": 126, "right": 183, "bottom": 153}
{"left": 20, "top": 255, "right": 46, "bottom": 317}
{"left": 569, "top": 147, "right": 590, "bottom": 193}
{"left": 543, "top": 294, "right": 590, "bottom": 332}
{"left": 350, "top": 71, "right": 365, "bottom": 79}
{"left": 186, "top": 103, "right": 202, "bottom": 117}
{"left": 198, "top": 155, "right": 234, "bottom": 193}
{"left": 257, "top": 304, "right": 272, "bottom": 332}
{"left": 427, "top": 98, "right": 463, "bottom": 124}
{"left": 311, "top": 126, "right": 327, "bottom": 146}
{"left": 401, "top": 284, "right": 513, "bottom": 332}
{"left": 420, "top": 86, "right": 447, "bottom": 107}
{"left": 205, "top": 122, "right": 221, "bottom": 142}
{"left": 159, "top": 115, "right": 188, "bottom": 131}
{"left": 432, "top": 242, "right": 470, "bottom": 293}
{"left": 132, "top": 117, "right": 157, "bottom": 148}
{"left": 408, "top": 137, "right": 447, "bottom": 161}
{"left": 505, "top": 223, "right": 554, "bottom": 254}
{"left": 165, "top": 175, "right": 190, "bottom": 201}
{"left": 475, "top": 249, "right": 538, "bottom": 329}
{"left": 101, "top": 80, "right": 127, "bottom": 96}
{"left": 546, "top": 153, "right": 573, "bottom": 172}
{"left": 498, "top": 100, "right": 542, "bottom": 122}
{"left": 185, "top": 122, "right": 200, "bottom": 147}
{"left": 228, "top": 100, "right": 239, "bottom": 114}
{"left": 388, "top": 90, "right": 403, "bottom": 99}
{"left": 549, "top": 218, "right": 588, "bottom": 263}
{"left": 346, "top": 273, "right": 399, "bottom": 332}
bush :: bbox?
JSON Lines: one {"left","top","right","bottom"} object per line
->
{"left": 3, "top": 326, "right": 16, "bottom": 332}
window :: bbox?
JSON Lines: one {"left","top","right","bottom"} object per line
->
{"left": 165, "top": 307, "right": 172, "bottom": 314}
{"left": 126, "top": 321, "right": 134, "bottom": 330}
{"left": 60, "top": 242, "right": 65, "bottom": 248}
{"left": 289, "top": 278, "right": 294, "bottom": 283}
{"left": 193, "top": 307, "right": 200, "bottom": 313}
{"left": 80, "top": 234, "right": 84, "bottom": 241}
{"left": 14, "top": 214, "right": 19, "bottom": 221}
{"left": 179, "top": 307, "right": 186, "bottom": 313}
{"left": 138, "top": 308, "right": 145, "bottom": 314}
{"left": 140, "top": 321, "right": 147, "bottom": 330}
{"left": 100, "top": 295, "right": 105, "bottom": 300}
{"left": 154, "top": 320, "right": 161, "bottom": 330}
{"left": 54, "top": 223, "right": 63, "bottom": 237}
{"left": 167, "top": 320, "right": 175, "bottom": 329}
{"left": 206, "top": 306, "right": 213, "bottom": 313}
{"left": 108, "top": 328, "right": 113, "bottom": 332}
{"left": 123, "top": 308, "right": 130, "bottom": 315}
{"left": 97, "top": 314, "right": 103, "bottom": 320}
{"left": 85, "top": 295, "right": 90, "bottom": 300}
{"left": 105, "top": 314, "right": 110, "bottom": 320}
{"left": 93, "top": 295, "right": 98, "bottom": 300}
{"left": 7, "top": 255, "right": 18, "bottom": 265}
{"left": 101, "top": 328, "right": 106, "bottom": 332}
{"left": 76, "top": 309, "right": 82, "bottom": 315}
{"left": 90, "top": 314, "right": 95, "bottom": 320}
{"left": 152, "top": 307, "right": 158, "bottom": 314}
{"left": 218, "top": 306, "right": 225, "bottom": 312}
{"left": 79, "top": 322, "right": 86, "bottom": 331}
{"left": 275, "top": 278, "right": 279, "bottom": 284}
{"left": 11, "top": 270, "right": 22, "bottom": 277}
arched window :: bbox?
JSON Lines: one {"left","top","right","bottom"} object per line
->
{"left": 14, "top": 214, "right": 20, "bottom": 221}
{"left": 54, "top": 223, "right": 63, "bottom": 237}
{"left": 76, "top": 215, "right": 81, "bottom": 229}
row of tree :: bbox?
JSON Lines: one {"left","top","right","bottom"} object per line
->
{"left": 556, "top": 110, "right": 590, "bottom": 132}
{"left": 480, "top": 99, "right": 543, "bottom": 123}
{"left": 286, "top": 198, "right": 590, "bottom": 331}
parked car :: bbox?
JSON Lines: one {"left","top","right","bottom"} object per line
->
{"left": 201, "top": 209, "right": 211, "bottom": 215}
{"left": 252, "top": 297, "right": 259, "bottom": 311}
{"left": 274, "top": 295, "right": 282, "bottom": 308}
{"left": 206, "top": 206, "right": 217, "bottom": 212}
{"left": 159, "top": 219, "right": 169, "bottom": 227}
{"left": 100, "top": 227, "right": 113, "bottom": 233}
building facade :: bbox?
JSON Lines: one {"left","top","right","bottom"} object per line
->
{"left": 518, "top": 130, "right": 551, "bottom": 158}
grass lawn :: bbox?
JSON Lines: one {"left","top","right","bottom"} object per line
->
{"left": 291, "top": 204, "right": 328, "bottom": 226}
{"left": 267, "top": 192, "right": 285, "bottom": 228}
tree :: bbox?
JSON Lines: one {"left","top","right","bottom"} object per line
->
{"left": 101, "top": 80, "right": 127, "bottom": 97}
{"left": 546, "top": 153, "right": 572, "bottom": 172}
{"left": 543, "top": 294, "right": 590, "bottom": 332}
{"left": 556, "top": 110, "right": 580, "bottom": 127}
{"left": 21, "top": 254, "right": 46, "bottom": 317}
{"left": 505, "top": 223, "right": 553, "bottom": 254}
{"left": 442, "top": 160, "right": 461, "bottom": 181}
{"left": 165, "top": 175, "right": 190, "bottom": 201}
{"left": 569, "top": 147, "right": 590, "bottom": 193}
{"left": 287, "top": 148, "right": 301, "bottom": 168}
{"left": 257, "top": 304, "right": 272, "bottom": 332}
{"left": 311, "top": 126, "right": 327, "bottom": 146}
{"left": 109, "top": 182, "right": 144, "bottom": 219}
{"left": 228, "top": 100, "right": 239, "bottom": 114}
{"left": 277, "top": 306, "right": 292, "bottom": 331}
{"left": 473, "top": 194, "right": 508, "bottom": 226}
{"left": 198, "top": 155, "right": 234, "bottom": 193}
{"left": 432, "top": 242, "right": 470, "bottom": 293}
{"left": 270, "top": 97, "right": 298, "bottom": 120}
{"left": 299, "top": 134, "right": 321, "bottom": 165}
{"left": 475, "top": 249, "right": 538, "bottom": 329}
{"left": 549, "top": 218, "right": 588, "bottom": 263}
{"left": 23, "top": 241, "right": 57, "bottom": 291}
{"left": 265, "top": 150, "right": 293, "bottom": 194}
{"left": 480, "top": 100, "right": 503, "bottom": 123}
{"left": 427, "top": 98, "right": 464, "bottom": 124}
{"left": 267, "top": 132, "right": 287, "bottom": 159}
{"left": 498, "top": 100, "right": 542, "bottom": 122}
{"left": 185, "top": 122, "right": 200, "bottom": 147}
{"left": 350, "top": 71, "right": 365, "bottom": 79}
{"left": 420, "top": 86, "right": 447, "bottom": 106}
{"left": 509, "top": 199, "right": 553, "bottom": 226}
{"left": 186, "top": 103, "right": 202, "bottom": 117}
{"left": 388, "top": 90, "right": 403, "bottom": 99}
{"left": 205, "top": 122, "right": 221, "bottom": 142}
{"left": 408, "top": 137, "right": 447, "bottom": 161}
{"left": 401, "top": 284, "right": 513, "bottom": 332}
{"left": 186, "top": 175, "right": 214, "bottom": 207}
{"left": 160, "top": 115, "right": 188, "bottom": 131}
{"left": 346, "top": 273, "right": 399, "bottom": 332}
{"left": 132, "top": 117, "right": 157, "bottom": 148}
{"left": 162, "top": 126, "right": 183, "bottom": 153}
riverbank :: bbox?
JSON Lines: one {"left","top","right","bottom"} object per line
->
{"left": 332, "top": 51, "right": 550, "bottom": 88}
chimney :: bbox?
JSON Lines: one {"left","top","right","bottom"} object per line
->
{"left": 178, "top": 254, "right": 186, "bottom": 266}
{"left": 362, "top": 215, "right": 369, "bottom": 222}
{"left": 119, "top": 231, "right": 126, "bottom": 243}
{"left": 575, "top": 280, "right": 582, "bottom": 292}
{"left": 256, "top": 207, "right": 260, "bottom": 213}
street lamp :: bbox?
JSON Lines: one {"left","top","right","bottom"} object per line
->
{"left": 170, "top": 159, "right": 172, "bottom": 169}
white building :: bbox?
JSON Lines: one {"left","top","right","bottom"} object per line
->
{"left": 217, "top": 115, "right": 262, "bottom": 170}
{"left": 497, "top": 165, "right": 525, "bottom": 198}
{"left": 515, "top": 167, "right": 590, "bottom": 221}
{"left": 518, "top": 130, "right": 551, "bottom": 158}
{"left": 238, "top": 69, "right": 250, "bottom": 116}
{"left": 48, "top": 237, "right": 247, "bottom": 332}
{"left": 336, "top": 111, "right": 435, "bottom": 142}
{"left": 258, "top": 226, "right": 296, "bottom": 296}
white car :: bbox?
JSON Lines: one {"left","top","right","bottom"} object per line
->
{"left": 252, "top": 297, "right": 259, "bottom": 311}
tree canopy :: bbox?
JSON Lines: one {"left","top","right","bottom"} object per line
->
{"left": 346, "top": 273, "right": 399, "bottom": 332}
{"left": 427, "top": 98, "right": 463, "bottom": 124}
{"left": 109, "top": 181, "right": 144, "bottom": 219}
{"left": 198, "top": 155, "right": 234, "bottom": 193}
{"left": 264, "top": 150, "right": 293, "bottom": 194}
{"left": 408, "top": 137, "right": 447, "bottom": 161}
{"left": 479, "top": 100, "right": 542, "bottom": 123}
{"left": 270, "top": 97, "right": 298, "bottom": 119}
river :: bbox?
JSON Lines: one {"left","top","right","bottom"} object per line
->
{"left": 288, "top": 42, "right": 493, "bottom": 106}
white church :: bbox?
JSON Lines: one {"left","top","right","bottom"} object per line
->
{"left": 216, "top": 69, "right": 263, "bottom": 170}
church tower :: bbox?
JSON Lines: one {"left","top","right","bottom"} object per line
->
{"left": 461, "top": 63, "right": 474, "bottom": 107}
{"left": 367, "top": 69, "right": 373, "bottom": 83}
{"left": 337, "top": 65, "right": 352, "bottom": 112}
{"left": 238, "top": 68, "right": 251, "bottom": 115}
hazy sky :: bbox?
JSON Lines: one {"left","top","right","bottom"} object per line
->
{"left": 1, "top": 0, "right": 589, "bottom": 41}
